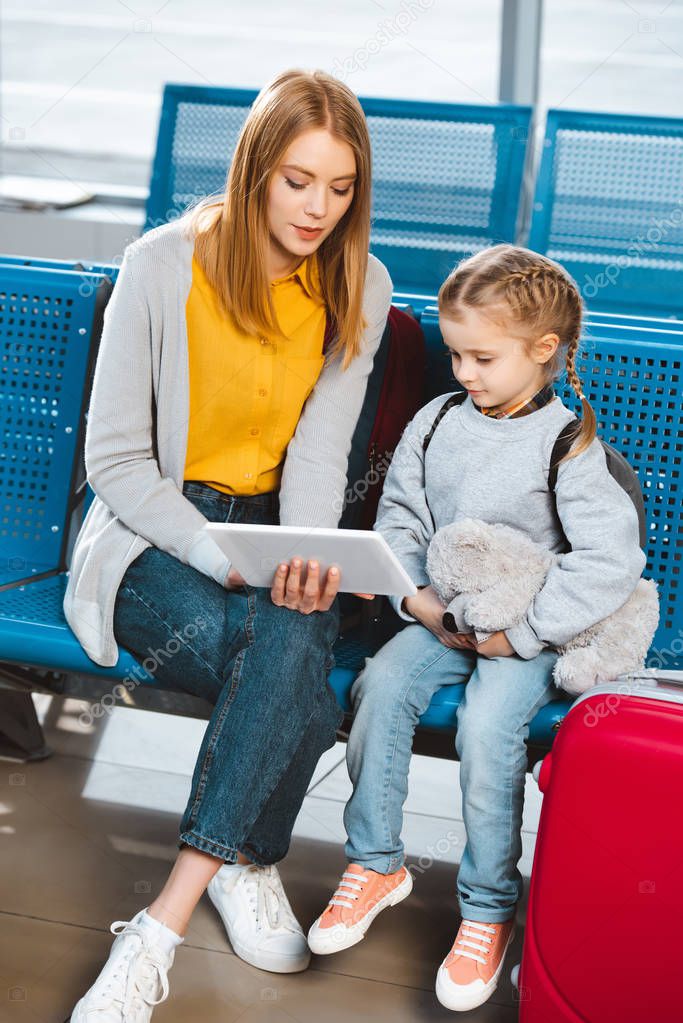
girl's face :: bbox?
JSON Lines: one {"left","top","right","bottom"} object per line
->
{"left": 266, "top": 127, "right": 357, "bottom": 278}
{"left": 440, "top": 305, "right": 558, "bottom": 409}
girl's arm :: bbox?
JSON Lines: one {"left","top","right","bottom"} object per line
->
{"left": 84, "top": 242, "right": 231, "bottom": 587}
{"left": 505, "top": 438, "right": 647, "bottom": 660}
{"left": 278, "top": 254, "right": 392, "bottom": 530}
{"left": 373, "top": 406, "right": 437, "bottom": 622}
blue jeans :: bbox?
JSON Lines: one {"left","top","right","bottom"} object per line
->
{"left": 343, "top": 623, "right": 560, "bottom": 923}
{"left": 112, "top": 480, "right": 343, "bottom": 865}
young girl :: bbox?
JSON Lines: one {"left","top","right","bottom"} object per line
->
{"left": 307, "top": 245, "right": 646, "bottom": 1012}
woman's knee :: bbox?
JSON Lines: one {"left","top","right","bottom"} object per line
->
{"left": 253, "top": 590, "right": 339, "bottom": 649}
{"left": 113, "top": 578, "right": 239, "bottom": 703}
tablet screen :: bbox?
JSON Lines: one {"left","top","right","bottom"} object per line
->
{"left": 205, "top": 523, "right": 417, "bottom": 597}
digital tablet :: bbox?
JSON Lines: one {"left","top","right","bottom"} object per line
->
{"left": 205, "top": 523, "right": 418, "bottom": 597}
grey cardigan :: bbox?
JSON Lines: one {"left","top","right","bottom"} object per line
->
{"left": 63, "top": 217, "right": 393, "bottom": 667}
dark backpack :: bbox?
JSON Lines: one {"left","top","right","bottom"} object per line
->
{"left": 339, "top": 305, "right": 427, "bottom": 531}
{"left": 422, "top": 391, "right": 647, "bottom": 549}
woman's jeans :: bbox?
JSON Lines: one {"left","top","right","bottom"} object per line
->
{"left": 112, "top": 480, "right": 343, "bottom": 865}
{"left": 343, "top": 623, "right": 561, "bottom": 924}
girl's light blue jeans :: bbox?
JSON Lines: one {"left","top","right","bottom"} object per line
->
{"left": 343, "top": 622, "right": 561, "bottom": 924}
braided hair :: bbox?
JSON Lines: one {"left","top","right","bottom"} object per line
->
{"left": 437, "top": 244, "right": 596, "bottom": 464}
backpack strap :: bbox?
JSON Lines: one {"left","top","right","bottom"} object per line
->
{"left": 422, "top": 391, "right": 468, "bottom": 454}
{"left": 549, "top": 417, "right": 648, "bottom": 548}
{"left": 548, "top": 417, "right": 582, "bottom": 491}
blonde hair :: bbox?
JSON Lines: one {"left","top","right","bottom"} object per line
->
{"left": 188, "top": 68, "right": 372, "bottom": 370}
{"left": 438, "top": 244, "right": 596, "bottom": 464}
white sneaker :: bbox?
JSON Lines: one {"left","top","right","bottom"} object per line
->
{"left": 207, "top": 863, "right": 310, "bottom": 973}
{"left": 70, "top": 909, "right": 180, "bottom": 1022}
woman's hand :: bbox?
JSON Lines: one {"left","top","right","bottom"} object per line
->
{"left": 270, "top": 559, "right": 374, "bottom": 614}
{"left": 224, "top": 560, "right": 373, "bottom": 611}
{"left": 403, "top": 585, "right": 478, "bottom": 650}
{"left": 475, "top": 630, "right": 516, "bottom": 658}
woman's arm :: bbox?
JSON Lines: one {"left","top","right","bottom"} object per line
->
{"left": 278, "top": 255, "right": 393, "bottom": 530}
{"left": 84, "top": 243, "right": 232, "bottom": 587}
{"left": 505, "top": 438, "right": 647, "bottom": 659}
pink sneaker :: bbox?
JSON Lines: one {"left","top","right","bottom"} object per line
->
{"left": 435, "top": 916, "right": 515, "bottom": 1011}
{"left": 307, "top": 863, "right": 413, "bottom": 955}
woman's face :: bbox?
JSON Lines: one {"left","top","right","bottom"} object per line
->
{"left": 266, "top": 127, "right": 357, "bottom": 274}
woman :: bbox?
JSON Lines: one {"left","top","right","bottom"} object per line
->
{"left": 66, "top": 68, "right": 392, "bottom": 1019}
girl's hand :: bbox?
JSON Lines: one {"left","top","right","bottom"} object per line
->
{"left": 403, "top": 585, "right": 477, "bottom": 650}
{"left": 270, "top": 559, "right": 372, "bottom": 614}
{"left": 476, "top": 630, "right": 516, "bottom": 658}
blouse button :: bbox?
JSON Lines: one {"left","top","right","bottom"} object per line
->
{"left": 258, "top": 388, "right": 267, "bottom": 397}
{"left": 250, "top": 428, "right": 260, "bottom": 436}
{"left": 244, "top": 472, "right": 253, "bottom": 479}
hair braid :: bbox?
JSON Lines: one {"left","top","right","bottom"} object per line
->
{"left": 565, "top": 331, "right": 585, "bottom": 401}
{"left": 560, "top": 324, "right": 597, "bottom": 463}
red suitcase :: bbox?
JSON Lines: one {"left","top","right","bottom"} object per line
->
{"left": 515, "top": 673, "right": 683, "bottom": 1023}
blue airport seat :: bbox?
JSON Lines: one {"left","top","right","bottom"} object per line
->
{"left": 0, "top": 569, "right": 366, "bottom": 685}
{"left": 7, "top": 96, "right": 683, "bottom": 757}
{"left": 7, "top": 294, "right": 679, "bottom": 750}
{"left": 0, "top": 561, "right": 569, "bottom": 746}
{"left": 145, "top": 83, "right": 532, "bottom": 295}
{"left": 583, "top": 312, "right": 683, "bottom": 347}
{"left": 528, "top": 109, "right": 683, "bottom": 318}
{"left": 2, "top": 270, "right": 680, "bottom": 753}
{"left": 585, "top": 310, "right": 683, "bottom": 333}
{"left": 0, "top": 265, "right": 111, "bottom": 587}
{"left": 0, "top": 255, "right": 119, "bottom": 280}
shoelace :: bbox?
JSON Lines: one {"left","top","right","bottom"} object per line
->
{"left": 450, "top": 920, "right": 496, "bottom": 965}
{"left": 329, "top": 870, "right": 368, "bottom": 910}
{"left": 239, "top": 865, "right": 300, "bottom": 933}
{"left": 99, "top": 921, "right": 170, "bottom": 1017}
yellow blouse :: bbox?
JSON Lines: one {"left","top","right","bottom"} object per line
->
{"left": 184, "top": 250, "right": 327, "bottom": 496}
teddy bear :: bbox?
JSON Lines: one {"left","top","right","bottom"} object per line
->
{"left": 425, "top": 517, "right": 660, "bottom": 696}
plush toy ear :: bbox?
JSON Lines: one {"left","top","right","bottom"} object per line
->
{"left": 553, "top": 648, "right": 606, "bottom": 694}
{"left": 554, "top": 577, "right": 660, "bottom": 696}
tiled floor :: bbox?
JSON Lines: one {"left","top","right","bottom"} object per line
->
{"left": 0, "top": 695, "right": 544, "bottom": 1021}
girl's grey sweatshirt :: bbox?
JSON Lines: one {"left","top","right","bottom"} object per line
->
{"left": 375, "top": 391, "right": 646, "bottom": 660}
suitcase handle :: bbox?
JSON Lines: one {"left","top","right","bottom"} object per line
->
{"left": 625, "top": 670, "right": 683, "bottom": 688}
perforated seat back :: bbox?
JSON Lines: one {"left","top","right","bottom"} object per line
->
{"left": 0, "top": 265, "right": 110, "bottom": 584}
{"left": 559, "top": 330, "right": 682, "bottom": 663}
{"left": 529, "top": 109, "right": 683, "bottom": 317}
